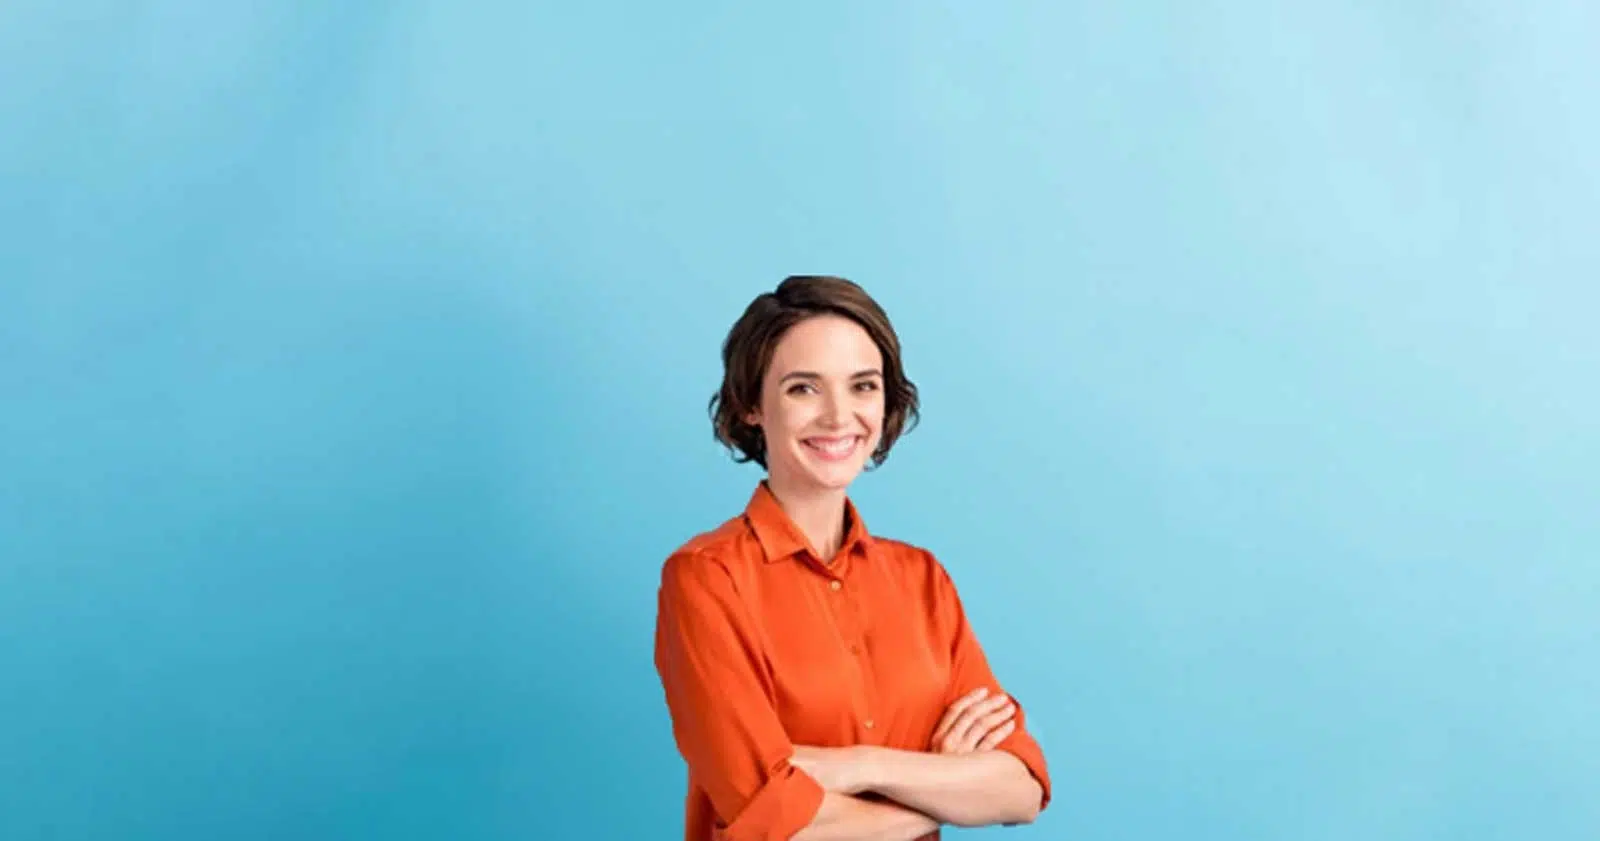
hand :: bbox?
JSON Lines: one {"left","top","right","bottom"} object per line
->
{"left": 930, "top": 687, "right": 1016, "bottom": 754}
{"left": 789, "top": 745, "right": 878, "bottom": 794}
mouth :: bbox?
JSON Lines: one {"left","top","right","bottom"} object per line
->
{"left": 801, "top": 435, "right": 865, "bottom": 463}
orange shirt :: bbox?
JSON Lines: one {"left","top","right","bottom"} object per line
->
{"left": 654, "top": 482, "right": 1051, "bottom": 841}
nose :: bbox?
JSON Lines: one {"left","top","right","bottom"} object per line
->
{"left": 819, "top": 388, "right": 847, "bottom": 428}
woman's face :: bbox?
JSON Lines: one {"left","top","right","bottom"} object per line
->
{"left": 748, "top": 315, "right": 886, "bottom": 494}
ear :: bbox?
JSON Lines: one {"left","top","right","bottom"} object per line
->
{"left": 743, "top": 409, "right": 762, "bottom": 428}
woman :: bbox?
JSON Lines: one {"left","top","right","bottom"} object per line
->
{"left": 654, "top": 276, "right": 1050, "bottom": 840}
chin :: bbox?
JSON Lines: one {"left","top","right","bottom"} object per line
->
{"left": 805, "top": 469, "right": 861, "bottom": 491}
{"left": 797, "top": 458, "right": 868, "bottom": 491}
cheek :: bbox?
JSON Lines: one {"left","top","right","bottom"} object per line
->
{"left": 868, "top": 395, "right": 888, "bottom": 426}
{"left": 763, "top": 398, "right": 809, "bottom": 437}
{"left": 864, "top": 404, "right": 887, "bottom": 439}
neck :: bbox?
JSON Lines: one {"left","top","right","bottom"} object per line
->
{"left": 765, "top": 473, "right": 849, "bottom": 563}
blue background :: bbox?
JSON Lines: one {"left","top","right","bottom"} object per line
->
{"left": 3, "top": 2, "right": 1596, "bottom": 839}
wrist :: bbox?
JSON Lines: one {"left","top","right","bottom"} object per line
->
{"left": 842, "top": 745, "right": 878, "bottom": 792}
{"left": 852, "top": 745, "right": 896, "bottom": 792}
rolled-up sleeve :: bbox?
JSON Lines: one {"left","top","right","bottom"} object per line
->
{"left": 931, "top": 560, "right": 1053, "bottom": 812}
{"left": 655, "top": 550, "right": 825, "bottom": 840}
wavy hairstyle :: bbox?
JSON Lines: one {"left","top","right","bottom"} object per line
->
{"left": 709, "top": 275, "right": 920, "bottom": 469}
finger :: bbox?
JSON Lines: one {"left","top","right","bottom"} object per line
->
{"left": 947, "top": 694, "right": 1009, "bottom": 751}
{"left": 977, "top": 699, "right": 1017, "bottom": 732}
{"left": 934, "top": 687, "right": 988, "bottom": 738}
{"left": 945, "top": 695, "right": 1010, "bottom": 750}
{"left": 971, "top": 701, "right": 1016, "bottom": 742}
{"left": 976, "top": 719, "right": 1017, "bottom": 751}
{"left": 952, "top": 693, "right": 1011, "bottom": 737}
{"left": 941, "top": 696, "right": 1006, "bottom": 753}
{"left": 931, "top": 688, "right": 988, "bottom": 746}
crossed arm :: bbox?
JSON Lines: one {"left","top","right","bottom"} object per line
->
{"left": 655, "top": 554, "right": 1050, "bottom": 841}
{"left": 789, "top": 689, "right": 1043, "bottom": 837}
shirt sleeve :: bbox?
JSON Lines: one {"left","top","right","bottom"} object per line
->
{"left": 654, "top": 550, "right": 826, "bottom": 840}
{"left": 930, "top": 558, "right": 1053, "bottom": 813}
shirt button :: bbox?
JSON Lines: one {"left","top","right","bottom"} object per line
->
{"left": 850, "top": 643, "right": 862, "bottom": 655}
{"left": 864, "top": 719, "right": 875, "bottom": 730}
{"left": 829, "top": 579, "right": 842, "bottom": 591}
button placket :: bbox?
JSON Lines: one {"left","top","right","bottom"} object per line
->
{"left": 829, "top": 572, "right": 881, "bottom": 741}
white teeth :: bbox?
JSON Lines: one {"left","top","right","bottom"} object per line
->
{"left": 807, "top": 437, "right": 857, "bottom": 455}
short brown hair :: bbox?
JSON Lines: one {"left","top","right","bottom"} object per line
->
{"left": 709, "top": 275, "right": 920, "bottom": 469}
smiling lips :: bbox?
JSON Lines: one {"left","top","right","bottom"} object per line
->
{"left": 802, "top": 435, "right": 863, "bottom": 462}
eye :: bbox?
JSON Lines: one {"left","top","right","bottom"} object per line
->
{"left": 787, "top": 382, "right": 817, "bottom": 395}
{"left": 854, "top": 380, "right": 881, "bottom": 393}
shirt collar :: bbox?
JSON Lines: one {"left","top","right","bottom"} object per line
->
{"left": 745, "top": 481, "right": 873, "bottom": 564}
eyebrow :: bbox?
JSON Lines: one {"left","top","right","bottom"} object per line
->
{"left": 778, "top": 369, "right": 883, "bottom": 383}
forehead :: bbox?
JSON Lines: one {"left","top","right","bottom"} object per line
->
{"left": 767, "top": 315, "right": 883, "bottom": 375}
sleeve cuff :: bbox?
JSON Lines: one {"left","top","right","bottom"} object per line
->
{"left": 715, "top": 762, "right": 827, "bottom": 841}
{"left": 997, "top": 731, "right": 1052, "bottom": 812}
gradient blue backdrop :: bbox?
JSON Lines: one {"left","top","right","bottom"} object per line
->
{"left": 3, "top": 2, "right": 1596, "bottom": 839}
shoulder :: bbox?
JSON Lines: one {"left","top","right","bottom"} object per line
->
{"left": 869, "top": 535, "right": 962, "bottom": 592}
{"left": 658, "top": 515, "right": 760, "bottom": 591}
{"left": 868, "top": 536, "right": 976, "bottom": 637}
{"left": 870, "top": 534, "right": 936, "bottom": 566}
